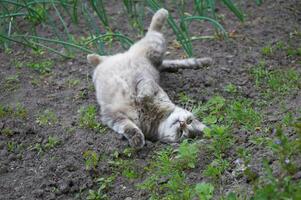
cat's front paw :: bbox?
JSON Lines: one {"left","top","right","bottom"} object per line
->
{"left": 127, "top": 129, "right": 145, "bottom": 149}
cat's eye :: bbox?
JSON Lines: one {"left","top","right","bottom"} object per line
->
{"left": 186, "top": 118, "right": 193, "bottom": 125}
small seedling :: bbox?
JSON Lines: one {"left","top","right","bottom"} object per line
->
{"left": 1, "top": 127, "right": 13, "bottom": 136}
{"left": 261, "top": 45, "right": 273, "bottom": 56}
{"left": 0, "top": 104, "right": 27, "bottom": 119}
{"left": 4, "top": 74, "right": 20, "bottom": 91}
{"left": 87, "top": 176, "right": 115, "bottom": 200}
{"left": 226, "top": 99, "right": 262, "bottom": 131}
{"left": 66, "top": 79, "right": 81, "bottom": 88}
{"left": 195, "top": 183, "right": 214, "bottom": 200}
{"left": 83, "top": 150, "right": 100, "bottom": 171}
{"left": 7, "top": 141, "right": 17, "bottom": 152}
{"left": 44, "top": 136, "right": 60, "bottom": 150}
{"left": 27, "top": 60, "right": 53, "bottom": 74}
{"left": 203, "top": 157, "right": 230, "bottom": 179}
{"left": 36, "top": 109, "right": 58, "bottom": 126}
{"left": 175, "top": 139, "right": 199, "bottom": 169}
{"left": 78, "top": 105, "right": 105, "bottom": 133}
{"left": 224, "top": 83, "right": 237, "bottom": 93}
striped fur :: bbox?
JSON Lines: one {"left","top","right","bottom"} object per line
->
{"left": 88, "top": 9, "right": 208, "bottom": 148}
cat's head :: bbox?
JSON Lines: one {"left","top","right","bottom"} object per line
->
{"left": 158, "top": 106, "right": 207, "bottom": 143}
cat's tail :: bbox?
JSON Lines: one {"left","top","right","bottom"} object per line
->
{"left": 149, "top": 8, "right": 169, "bottom": 32}
{"left": 159, "top": 57, "right": 213, "bottom": 72}
{"left": 87, "top": 54, "right": 107, "bottom": 66}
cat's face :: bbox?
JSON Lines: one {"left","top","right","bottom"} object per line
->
{"left": 158, "top": 107, "right": 207, "bottom": 143}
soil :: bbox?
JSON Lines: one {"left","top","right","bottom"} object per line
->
{"left": 0, "top": 0, "right": 300, "bottom": 199}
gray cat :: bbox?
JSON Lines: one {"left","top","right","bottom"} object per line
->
{"left": 87, "top": 8, "right": 211, "bottom": 148}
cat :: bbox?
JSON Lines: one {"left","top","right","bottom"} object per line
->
{"left": 87, "top": 8, "right": 211, "bottom": 149}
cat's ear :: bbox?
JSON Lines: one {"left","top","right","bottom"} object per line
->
{"left": 87, "top": 54, "right": 106, "bottom": 66}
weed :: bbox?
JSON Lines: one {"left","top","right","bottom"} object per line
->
{"left": 5, "top": 74, "right": 20, "bottom": 84}
{"left": 0, "top": 104, "right": 27, "bottom": 119}
{"left": 83, "top": 150, "right": 100, "bottom": 171}
{"left": 204, "top": 157, "right": 230, "bottom": 179}
{"left": 252, "top": 160, "right": 301, "bottom": 199}
{"left": 224, "top": 83, "right": 237, "bottom": 93}
{"left": 226, "top": 99, "right": 262, "bottom": 131}
{"left": 7, "top": 141, "right": 17, "bottom": 152}
{"left": 27, "top": 60, "right": 54, "bottom": 74}
{"left": 175, "top": 139, "right": 199, "bottom": 169}
{"left": 251, "top": 62, "right": 300, "bottom": 97}
{"left": 108, "top": 149, "right": 140, "bottom": 180}
{"left": 15, "top": 103, "right": 28, "bottom": 119}
{"left": 78, "top": 105, "right": 105, "bottom": 133}
{"left": 178, "top": 92, "right": 191, "bottom": 105}
{"left": 66, "top": 79, "right": 81, "bottom": 88}
{"left": 36, "top": 109, "right": 58, "bottom": 126}
{"left": 261, "top": 45, "right": 273, "bottom": 56}
{"left": 1, "top": 127, "right": 13, "bottom": 137}
{"left": 195, "top": 182, "right": 214, "bottom": 200}
{"left": 4, "top": 74, "right": 20, "bottom": 91}
{"left": 44, "top": 136, "right": 60, "bottom": 150}
{"left": 139, "top": 140, "right": 210, "bottom": 199}
{"left": 204, "top": 125, "right": 233, "bottom": 156}
{"left": 193, "top": 95, "right": 225, "bottom": 125}
{"left": 87, "top": 176, "right": 115, "bottom": 200}
{"left": 32, "top": 143, "right": 43, "bottom": 155}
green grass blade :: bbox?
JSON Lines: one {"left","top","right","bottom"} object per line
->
{"left": 84, "top": 33, "right": 134, "bottom": 47}
{"left": 183, "top": 16, "right": 228, "bottom": 37}
{"left": 0, "top": 13, "right": 27, "bottom": 19}
{"left": 13, "top": 35, "right": 94, "bottom": 53}
{"left": 221, "top": 0, "right": 244, "bottom": 22}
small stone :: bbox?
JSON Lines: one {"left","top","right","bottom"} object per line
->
{"left": 58, "top": 180, "right": 69, "bottom": 194}
{"left": 125, "top": 197, "right": 132, "bottom": 200}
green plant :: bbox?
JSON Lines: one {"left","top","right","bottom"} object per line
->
{"left": 175, "top": 139, "right": 199, "bottom": 169}
{"left": 123, "top": 0, "right": 145, "bottom": 34}
{"left": 83, "top": 150, "right": 100, "bottom": 171}
{"left": 261, "top": 45, "right": 273, "bottom": 56}
{"left": 226, "top": 99, "right": 262, "bottom": 131}
{"left": 203, "top": 157, "right": 229, "bottom": 179}
{"left": 87, "top": 176, "right": 115, "bottom": 200}
{"left": 204, "top": 125, "right": 233, "bottom": 156}
{"left": 36, "top": 109, "right": 58, "bottom": 126}
{"left": 1, "top": 127, "right": 13, "bottom": 136}
{"left": 44, "top": 136, "right": 60, "bottom": 150}
{"left": 66, "top": 78, "right": 80, "bottom": 88}
{"left": 27, "top": 60, "right": 53, "bottom": 74}
{"left": 7, "top": 141, "right": 17, "bottom": 152}
{"left": 251, "top": 62, "right": 300, "bottom": 97}
{"left": 178, "top": 92, "right": 191, "bottom": 105}
{"left": 78, "top": 105, "right": 105, "bottom": 133}
{"left": 224, "top": 83, "right": 237, "bottom": 93}
{"left": 252, "top": 160, "right": 301, "bottom": 200}
{"left": 108, "top": 149, "right": 140, "bottom": 180}
{"left": 139, "top": 140, "right": 208, "bottom": 199}
{"left": 193, "top": 95, "right": 226, "bottom": 125}
{"left": 195, "top": 182, "right": 214, "bottom": 200}
{"left": 0, "top": 104, "right": 27, "bottom": 119}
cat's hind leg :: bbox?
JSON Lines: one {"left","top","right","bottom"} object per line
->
{"left": 149, "top": 8, "right": 169, "bottom": 32}
{"left": 159, "top": 57, "right": 213, "bottom": 72}
{"left": 102, "top": 111, "right": 145, "bottom": 149}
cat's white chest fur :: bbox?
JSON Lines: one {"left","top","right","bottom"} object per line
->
{"left": 87, "top": 8, "right": 208, "bottom": 148}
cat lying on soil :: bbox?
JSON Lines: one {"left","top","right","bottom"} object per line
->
{"left": 87, "top": 8, "right": 211, "bottom": 149}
